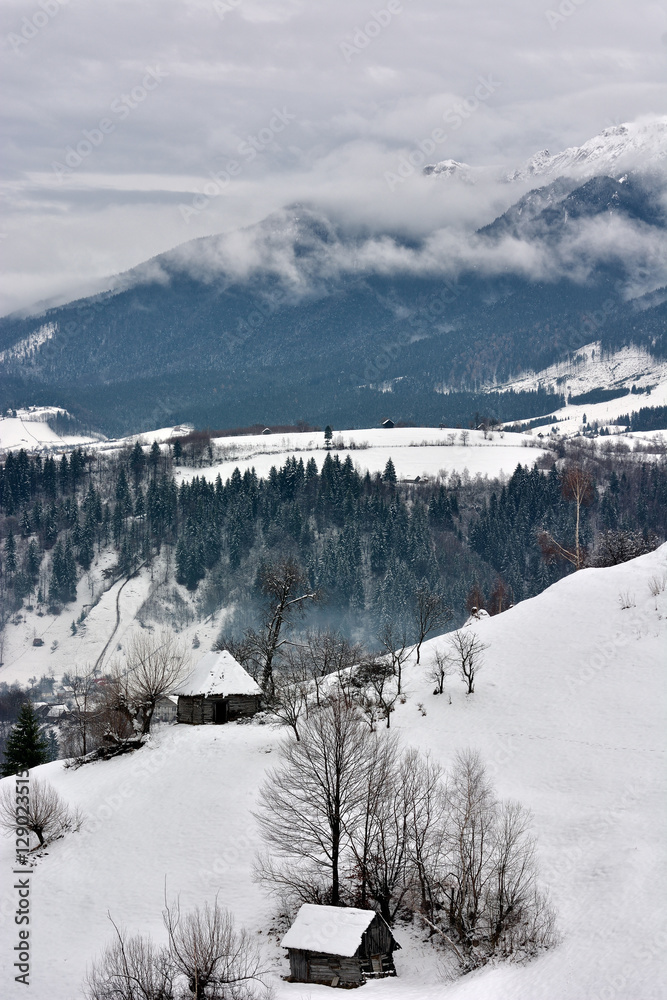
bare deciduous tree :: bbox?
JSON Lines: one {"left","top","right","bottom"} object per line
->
{"left": 246, "top": 559, "right": 318, "bottom": 696}
{"left": 106, "top": 631, "right": 189, "bottom": 737}
{"left": 255, "top": 696, "right": 371, "bottom": 906}
{"left": 302, "top": 628, "right": 362, "bottom": 707}
{"left": 85, "top": 901, "right": 268, "bottom": 1000}
{"left": 269, "top": 658, "right": 310, "bottom": 741}
{"left": 126, "top": 631, "right": 189, "bottom": 735}
{"left": 256, "top": 722, "right": 557, "bottom": 969}
{"left": 443, "top": 749, "right": 497, "bottom": 946}
{"left": 85, "top": 923, "right": 174, "bottom": 1000}
{"left": 538, "top": 464, "right": 595, "bottom": 571}
{"left": 164, "top": 898, "right": 266, "bottom": 1000}
{"left": 0, "top": 778, "right": 81, "bottom": 848}
{"left": 412, "top": 586, "right": 452, "bottom": 665}
{"left": 448, "top": 630, "right": 489, "bottom": 695}
{"left": 378, "top": 622, "right": 411, "bottom": 694}
{"left": 352, "top": 655, "right": 399, "bottom": 730}
{"left": 62, "top": 663, "right": 100, "bottom": 757}
{"left": 428, "top": 649, "right": 455, "bottom": 696}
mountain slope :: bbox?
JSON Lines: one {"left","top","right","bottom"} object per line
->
{"left": 0, "top": 545, "right": 665, "bottom": 999}
{"left": 0, "top": 171, "right": 665, "bottom": 435}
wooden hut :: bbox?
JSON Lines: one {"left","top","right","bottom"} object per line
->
{"left": 173, "top": 650, "right": 262, "bottom": 725}
{"left": 381, "top": 418, "right": 395, "bottom": 429}
{"left": 281, "top": 904, "right": 400, "bottom": 987}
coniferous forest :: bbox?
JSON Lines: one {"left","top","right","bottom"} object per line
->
{"left": 1, "top": 437, "right": 665, "bottom": 652}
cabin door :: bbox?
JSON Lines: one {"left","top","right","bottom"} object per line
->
{"left": 214, "top": 701, "right": 228, "bottom": 724}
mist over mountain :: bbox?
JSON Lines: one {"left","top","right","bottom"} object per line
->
{"left": 1, "top": 140, "right": 665, "bottom": 436}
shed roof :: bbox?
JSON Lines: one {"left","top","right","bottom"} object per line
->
{"left": 281, "top": 905, "right": 381, "bottom": 958}
{"left": 172, "top": 650, "right": 261, "bottom": 698}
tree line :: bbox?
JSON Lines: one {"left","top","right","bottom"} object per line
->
{"left": 0, "top": 437, "right": 665, "bottom": 644}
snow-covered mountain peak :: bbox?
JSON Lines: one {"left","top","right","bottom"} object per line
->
{"left": 506, "top": 116, "right": 667, "bottom": 182}
{"left": 422, "top": 158, "right": 471, "bottom": 179}
{"left": 423, "top": 117, "right": 667, "bottom": 185}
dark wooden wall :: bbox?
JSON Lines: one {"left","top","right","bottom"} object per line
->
{"left": 227, "top": 694, "right": 261, "bottom": 719}
{"left": 177, "top": 695, "right": 260, "bottom": 725}
{"left": 360, "top": 915, "right": 396, "bottom": 959}
{"left": 288, "top": 950, "right": 363, "bottom": 985}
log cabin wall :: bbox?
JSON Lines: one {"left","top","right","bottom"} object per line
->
{"left": 361, "top": 915, "right": 395, "bottom": 959}
{"left": 177, "top": 694, "right": 260, "bottom": 724}
{"left": 227, "top": 694, "right": 261, "bottom": 719}
{"left": 288, "top": 950, "right": 363, "bottom": 985}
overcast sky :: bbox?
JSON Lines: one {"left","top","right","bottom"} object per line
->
{"left": 1, "top": 0, "right": 665, "bottom": 316}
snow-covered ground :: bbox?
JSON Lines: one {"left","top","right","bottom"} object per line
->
{"left": 478, "top": 340, "right": 667, "bottom": 438}
{"left": 0, "top": 407, "right": 101, "bottom": 452}
{"left": 0, "top": 551, "right": 221, "bottom": 690}
{"left": 175, "top": 427, "right": 547, "bottom": 487}
{"left": 485, "top": 341, "right": 667, "bottom": 401}
{"left": 0, "top": 546, "right": 665, "bottom": 999}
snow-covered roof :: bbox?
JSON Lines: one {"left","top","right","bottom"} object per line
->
{"left": 46, "top": 704, "right": 68, "bottom": 718}
{"left": 172, "top": 650, "right": 261, "bottom": 698}
{"left": 281, "top": 905, "right": 380, "bottom": 957}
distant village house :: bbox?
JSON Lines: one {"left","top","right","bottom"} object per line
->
{"left": 281, "top": 904, "right": 400, "bottom": 987}
{"left": 173, "top": 650, "right": 262, "bottom": 725}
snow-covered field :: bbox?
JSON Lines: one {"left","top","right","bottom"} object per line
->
{"left": 0, "top": 407, "right": 100, "bottom": 452}
{"left": 175, "top": 427, "right": 548, "bottom": 487}
{"left": 0, "top": 546, "right": 665, "bottom": 999}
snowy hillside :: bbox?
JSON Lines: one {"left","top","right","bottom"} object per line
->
{"left": 481, "top": 341, "right": 667, "bottom": 435}
{"left": 0, "top": 407, "right": 101, "bottom": 453}
{"left": 1, "top": 546, "right": 665, "bottom": 999}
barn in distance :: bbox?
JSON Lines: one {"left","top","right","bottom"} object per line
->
{"left": 173, "top": 650, "right": 262, "bottom": 724}
{"left": 281, "top": 904, "right": 400, "bottom": 987}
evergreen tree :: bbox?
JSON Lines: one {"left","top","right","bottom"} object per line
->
{"left": 130, "top": 441, "right": 146, "bottom": 488}
{"left": 1, "top": 702, "right": 49, "bottom": 776}
{"left": 115, "top": 469, "right": 133, "bottom": 518}
{"left": 26, "top": 539, "right": 41, "bottom": 579}
{"left": 46, "top": 729, "right": 60, "bottom": 762}
{"left": 149, "top": 440, "right": 161, "bottom": 477}
{"left": 4, "top": 529, "right": 17, "bottom": 574}
{"left": 49, "top": 538, "right": 77, "bottom": 604}
{"left": 20, "top": 507, "right": 32, "bottom": 537}
{"left": 382, "top": 457, "right": 397, "bottom": 485}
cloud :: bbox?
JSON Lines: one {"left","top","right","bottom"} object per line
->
{"left": 151, "top": 190, "right": 667, "bottom": 308}
{"left": 0, "top": 0, "right": 665, "bottom": 314}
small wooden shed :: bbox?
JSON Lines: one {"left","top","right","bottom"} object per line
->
{"left": 281, "top": 904, "right": 400, "bottom": 987}
{"left": 381, "top": 418, "right": 395, "bottom": 429}
{"left": 173, "top": 650, "right": 262, "bottom": 725}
